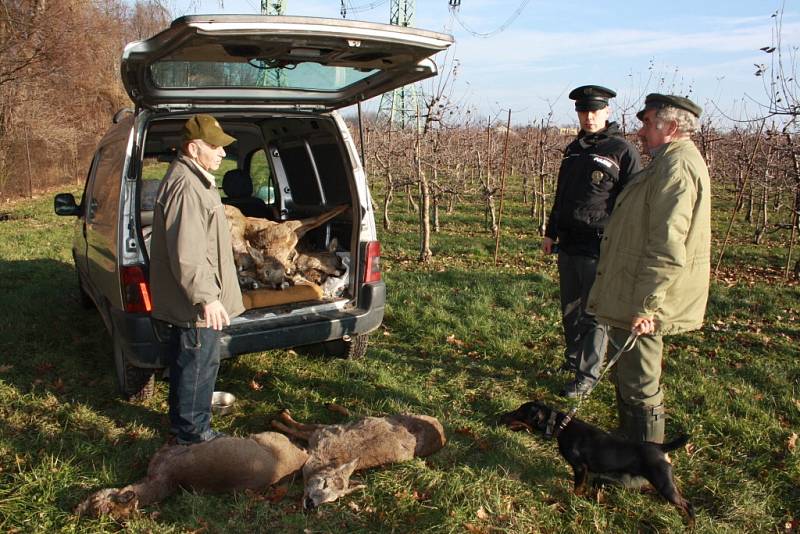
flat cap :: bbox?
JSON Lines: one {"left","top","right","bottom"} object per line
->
{"left": 636, "top": 93, "right": 702, "bottom": 120}
{"left": 182, "top": 114, "right": 236, "bottom": 147}
{"left": 569, "top": 85, "right": 616, "bottom": 111}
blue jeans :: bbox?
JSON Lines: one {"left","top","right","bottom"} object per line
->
{"left": 168, "top": 326, "right": 222, "bottom": 444}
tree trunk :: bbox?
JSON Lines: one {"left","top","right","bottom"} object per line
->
{"left": 415, "top": 135, "right": 431, "bottom": 262}
{"left": 382, "top": 171, "right": 394, "bottom": 232}
{"left": 406, "top": 183, "right": 419, "bottom": 212}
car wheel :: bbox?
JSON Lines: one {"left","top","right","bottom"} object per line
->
{"left": 323, "top": 333, "right": 369, "bottom": 360}
{"left": 76, "top": 270, "right": 94, "bottom": 309}
{"left": 113, "top": 334, "right": 155, "bottom": 402}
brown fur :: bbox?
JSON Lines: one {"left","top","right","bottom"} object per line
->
{"left": 271, "top": 410, "right": 446, "bottom": 509}
{"left": 76, "top": 432, "right": 308, "bottom": 520}
{"left": 224, "top": 204, "right": 348, "bottom": 289}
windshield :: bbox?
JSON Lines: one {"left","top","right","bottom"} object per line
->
{"left": 150, "top": 60, "right": 377, "bottom": 91}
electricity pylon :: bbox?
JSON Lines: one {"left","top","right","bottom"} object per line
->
{"left": 261, "top": 0, "right": 286, "bottom": 15}
{"left": 261, "top": 1, "right": 287, "bottom": 86}
{"left": 377, "top": 0, "right": 419, "bottom": 128}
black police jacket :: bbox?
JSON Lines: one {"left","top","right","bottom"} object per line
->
{"left": 545, "top": 121, "right": 641, "bottom": 257}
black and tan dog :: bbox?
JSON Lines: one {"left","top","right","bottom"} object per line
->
{"left": 500, "top": 401, "right": 694, "bottom": 525}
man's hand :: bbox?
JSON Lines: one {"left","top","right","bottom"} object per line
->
{"left": 631, "top": 316, "right": 655, "bottom": 335}
{"left": 204, "top": 300, "right": 230, "bottom": 331}
{"left": 542, "top": 237, "right": 555, "bottom": 254}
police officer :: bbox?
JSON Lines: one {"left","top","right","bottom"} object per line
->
{"left": 543, "top": 85, "right": 642, "bottom": 398}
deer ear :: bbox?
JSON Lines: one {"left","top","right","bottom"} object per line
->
{"left": 338, "top": 457, "right": 360, "bottom": 477}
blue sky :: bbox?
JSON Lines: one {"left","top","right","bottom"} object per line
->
{"left": 165, "top": 0, "right": 799, "bottom": 126}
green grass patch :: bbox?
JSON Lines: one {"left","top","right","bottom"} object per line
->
{"left": 0, "top": 180, "right": 798, "bottom": 533}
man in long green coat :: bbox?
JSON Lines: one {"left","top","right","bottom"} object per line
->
{"left": 587, "top": 94, "right": 711, "bottom": 444}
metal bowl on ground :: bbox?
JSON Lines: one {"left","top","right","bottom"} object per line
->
{"left": 211, "top": 391, "right": 236, "bottom": 416}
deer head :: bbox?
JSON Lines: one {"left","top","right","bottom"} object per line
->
{"left": 303, "top": 458, "right": 364, "bottom": 510}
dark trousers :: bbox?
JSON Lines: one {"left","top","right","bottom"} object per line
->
{"left": 557, "top": 251, "right": 607, "bottom": 381}
{"left": 168, "top": 325, "right": 222, "bottom": 444}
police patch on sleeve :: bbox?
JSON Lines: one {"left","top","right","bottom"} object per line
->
{"left": 591, "top": 170, "right": 604, "bottom": 184}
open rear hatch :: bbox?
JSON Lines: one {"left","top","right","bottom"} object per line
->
{"left": 121, "top": 15, "right": 453, "bottom": 111}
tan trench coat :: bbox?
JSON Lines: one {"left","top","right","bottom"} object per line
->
{"left": 150, "top": 155, "right": 244, "bottom": 327}
{"left": 587, "top": 138, "right": 711, "bottom": 335}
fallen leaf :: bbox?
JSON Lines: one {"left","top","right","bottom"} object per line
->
{"left": 412, "top": 489, "right": 430, "bottom": 502}
{"left": 326, "top": 403, "right": 351, "bottom": 417}
{"left": 788, "top": 432, "right": 798, "bottom": 452}
{"left": 446, "top": 334, "right": 466, "bottom": 348}
{"left": 249, "top": 379, "right": 263, "bottom": 391}
{"left": 684, "top": 442, "right": 696, "bottom": 456}
{"left": 266, "top": 485, "right": 289, "bottom": 503}
{"left": 51, "top": 378, "right": 65, "bottom": 392}
{"left": 464, "top": 523, "right": 488, "bottom": 534}
{"left": 455, "top": 427, "right": 476, "bottom": 438}
{"left": 476, "top": 506, "right": 489, "bottom": 520}
{"left": 35, "top": 362, "right": 55, "bottom": 375}
{"left": 347, "top": 501, "right": 361, "bottom": 512}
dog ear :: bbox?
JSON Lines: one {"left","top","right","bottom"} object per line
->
{"left": 534, "top": 407, "right": 546, "bottom": 424}
{"left": 112, "top": 490, "right": 136, "bottom": 504}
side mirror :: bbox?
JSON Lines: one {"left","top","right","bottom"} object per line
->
{"left": 54, "top": 193, "right": 81, "bottom": 216}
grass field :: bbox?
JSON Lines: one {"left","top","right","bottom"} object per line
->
{"left": 0, "top": 178, "right": 798, "bottom": 533}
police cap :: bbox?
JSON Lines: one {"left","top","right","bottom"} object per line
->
{"left": 569, "top": 85, "right": 616, "bottom": 111}
{"left": 636, "top": 93, "right": 702, "bottom": 120}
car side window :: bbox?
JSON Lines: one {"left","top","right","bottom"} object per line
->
{"left": 250, "top": 149, "right": 275, "bottom": 205}
{"left": 79, "top": 154, "right": 100, "bottom": 215}
{"left": 88, "top": 141, "right": 125, "bottom": 228}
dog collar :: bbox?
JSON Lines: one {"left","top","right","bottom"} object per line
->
{"left": 544, "top": 411, "right": 559, "bottom": 439}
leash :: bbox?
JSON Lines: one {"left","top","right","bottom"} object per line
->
{"left": 548, "top": 331, "right": 639, "bottom": 439}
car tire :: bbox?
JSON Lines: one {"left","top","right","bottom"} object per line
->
{"left": 323, "top": 333, "right": 369, "bottom": 360}
{"left": 113, "top": 334, "right": 155, "bottom": 402}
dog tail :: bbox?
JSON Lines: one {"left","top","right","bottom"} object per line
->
{"left": 659, "top": 434, "right": 690, "bottom": 452}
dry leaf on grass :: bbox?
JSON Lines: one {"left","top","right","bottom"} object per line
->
{"left": 266, "top": 485, "right": 289, "bottom": 503}
{"left": 788, "top": 432, "right": 798, "bottom": 452}
{"left": 412, "top": 489, "right": 430, "bottom": 502}
{"left": 446, "top": 334, "right": 466, "bottom": 347}
{"left": 684, "top": 442, "right": 696, "bottom": 456}
{"left": 249, "top": 379, "right": 263, "bottom": 391}
{"left": 476, "top": 506, "right": 489, "bottom": 520}
{"left": 326, "top": 403, "right": 351, "bottom": 417}
{"left": 464, "top": 523, "right": 489, "bottom": 534}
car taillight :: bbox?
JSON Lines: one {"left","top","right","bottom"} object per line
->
{"left": 121, "top": 265, "right": 152, "bottom": 313}
{"left": 363, "top": 241, "right": 381, "bottom": 283}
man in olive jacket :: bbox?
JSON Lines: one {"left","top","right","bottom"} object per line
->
{"left": 587, "top": 94, "right": 711, "bottom": 444}
{"left": 150, "top": 114, "right": 244, "bottom": 445}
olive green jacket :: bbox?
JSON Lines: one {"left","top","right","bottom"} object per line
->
{"left": 586, "top": 138, "right": 711, "bottom": 335}
{"left": 150, "top": 155, "right": 244, "bottom": 327}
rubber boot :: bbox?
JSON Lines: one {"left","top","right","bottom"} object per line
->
{"left": 625, "top": 404, "right": 666, "bottom": 444}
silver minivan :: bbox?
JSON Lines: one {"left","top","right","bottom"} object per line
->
{"left": 54, "top": 15, "right": 452, "bottom": 401}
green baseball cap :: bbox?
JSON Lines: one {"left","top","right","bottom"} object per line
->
{"left": 182, "top": 114, "right": 236, "bottom": 147}
{"left": 636, "top": 94, "right": 702, "bottom": 120}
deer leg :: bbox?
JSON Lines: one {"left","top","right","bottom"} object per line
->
{"left": 270, "top": 419, "right": 314, "bottom": 442}
{"left": 279, "top": 410, "right": 325, "bottom": 432}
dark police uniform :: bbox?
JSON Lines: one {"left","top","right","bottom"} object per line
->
{"left": 545, "top": 86, "right": 641, "bottom": 394}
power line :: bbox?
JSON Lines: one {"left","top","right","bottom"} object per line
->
{"left": 450, "top": 0, "right": 531, "bottom": 38}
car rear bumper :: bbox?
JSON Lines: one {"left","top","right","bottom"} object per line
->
{"left": 110, "top": 281, "right": 385, "bottom": 368}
